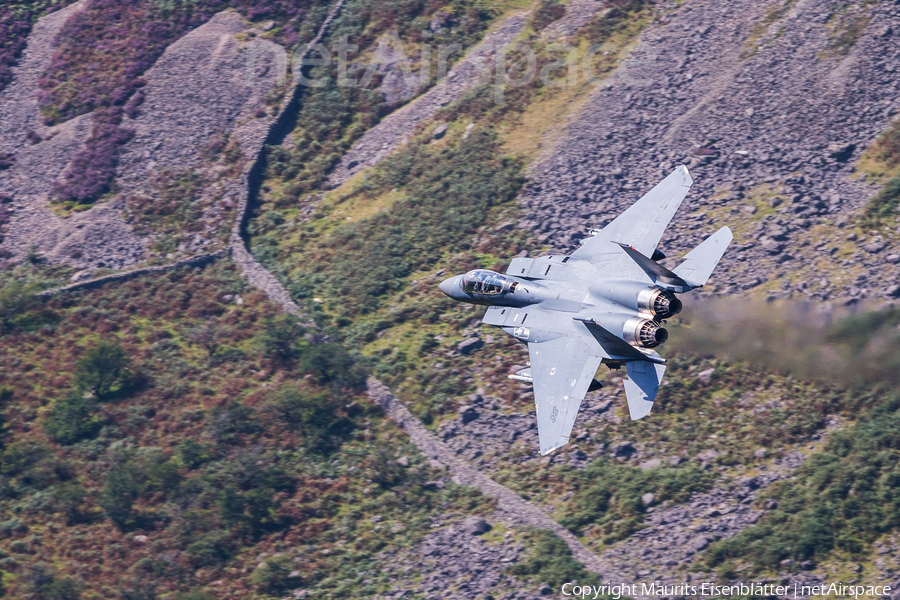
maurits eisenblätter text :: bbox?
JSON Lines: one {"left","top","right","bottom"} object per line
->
{"left": 562, "top": 582, "right": 893, "bottom": 599}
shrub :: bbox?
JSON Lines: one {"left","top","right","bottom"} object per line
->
{"left": 271, "top": 385, "right": 350, "bottom": 453}
{"left": 298, "top": 342, "right": 367, "bottom": 390}
{"left": 52, "top": 484, "right": 87, "bottom": 525}
{"left": 703, "top": 395, "right": 900, "bottom": 573}
{"left": 174, "top": 591, "right": 216, "bottom": 600}
{"left": 508, "top": 528, "right": 599, "bottom": 589}
{"left": 208, "top": 402, "right": 259, "bottom": 443}
{"left": 874, "top": 121, "right": 900, "bottom": 167}
{"left": 260, "top": 313, "right": 305, "bottom": 364}
{"left": 176, "top": 438, "right": 212, "bottom": 469}
{"left": 100, "top": 448, "right": 181, "bottom": 529}
{"left": 22, "top": 563, "right": 81, "bottom": 600}
{"left": 863, "top": 176, "right": 900, "bottom": 223}
{"left": 0, "top": 279, "right": 38, "bottom": 332}
{"left": 530, "top": 0, "right": 565, "bottom": 32}
{"left": 559, "top": 460, "right": 713, "bottom": 542}
{"left": 50, "top": 109, "right": 134, "bottom": 204}
{"left": 75, "top": 339, "right": 131, "bottom": 398}
{"left": 251, "top": 554, "right": 297, "bottom": 594}
{"left": 43, "top": 392, "right": 100, "bottom": 445}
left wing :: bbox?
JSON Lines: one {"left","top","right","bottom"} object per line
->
{"left": 571, "top": 166, "right": 693, "bottom": 277}
{"left": 528, "top": 335, "right": 604, "bottom": 455}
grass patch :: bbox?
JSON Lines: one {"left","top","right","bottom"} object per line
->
{"left": 740, "top": 0, "right": 795, "bottom": 60}
{"left": 703, "top": 393, "right": 900, "bottom": 574}
{"left": 559, "top": 459, "right": 714, "bottom": 543}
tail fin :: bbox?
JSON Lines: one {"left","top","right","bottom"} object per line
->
{"left": 673, "top": 226, "right": 733, "bottom": 287}
{"left": 624, "top": 360, "right": 666, "bottom": 420}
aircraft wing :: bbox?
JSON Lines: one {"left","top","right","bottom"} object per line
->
{"left": 624, "top": 360, "right": 667, "bottom": 420}
{"left": 572, "top": 165, "right": 693, "bottom": 274}
{"left": 528, "top": 335, "right": 604, "bottom": 455}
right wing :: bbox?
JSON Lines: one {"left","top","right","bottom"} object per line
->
{"left": 572, "top": 166, "right": 693, "bottom": 275}
{"left": 528, "top": 335, "right": 604, "bottom": 455}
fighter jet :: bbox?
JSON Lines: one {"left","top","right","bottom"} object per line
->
{"left": 439, "top": 166, "right": 732, "bottom": 455}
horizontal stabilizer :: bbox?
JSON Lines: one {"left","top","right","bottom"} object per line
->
{"left": 575, "top": 317, "right": 664, "bottom": 363}
{"left": 673, "top": 226, "right": 733, "bottom": 286}
{"left": 624, "top": 360, "right": 667, "bottom": 420}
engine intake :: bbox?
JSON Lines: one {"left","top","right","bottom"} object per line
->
{"left": 637, "top": 288, "right": 683, "bottom": 319}
{"left": 624, "top": 317, "right": 669, "bottom": 349}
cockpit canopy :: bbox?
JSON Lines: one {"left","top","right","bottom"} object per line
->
{"left": 461, "top": 270, "right": 513, "bottom": 296}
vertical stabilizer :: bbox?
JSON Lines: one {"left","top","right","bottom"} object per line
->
{"left": 673, "top": 226, "right": 733, "bottom": 286}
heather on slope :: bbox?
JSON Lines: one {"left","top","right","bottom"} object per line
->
{"left": 0, "top": 261, "right": 493, "bottom": 598}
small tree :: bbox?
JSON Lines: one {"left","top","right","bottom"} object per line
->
{"left": 53, "top": 484, "right": 87, "bottom": 525}
{"left": 75, "top": 340, "right": 131, "bottom": 398}
{"left": 43, "top": 392, "right": 100, "bottom": 445}
{"left": 260, "top": 314, "right": 305, "bottom": 364}
{"left": 272, "top": 385, "right": 348, "bottom": 453}
{"left": 298, "top": 342, "right": 366, "bottom": 390}
{"left": 176, "top": 438, "right": 212, "bottom": 470}
{"left": 0, "top": 280, "right": 37, "bottom": 332}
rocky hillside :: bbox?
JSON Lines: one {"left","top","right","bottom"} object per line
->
{"left": 2, "top": 0, "right": 900, "bottom": 599}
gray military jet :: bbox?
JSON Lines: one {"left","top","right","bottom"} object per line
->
{"left": 439, "top": 166, "right": 732, "bottom": 455}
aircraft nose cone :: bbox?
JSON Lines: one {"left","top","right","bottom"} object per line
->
{"left": 439, "top": 276, "right": 457, "bottom": 297}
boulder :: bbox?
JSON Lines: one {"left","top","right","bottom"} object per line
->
{"left": 641, "top": 492, "right": 656, "bottom": 507}
{"left": 754, "top": 447, "right": 768, "bottom": 459}
{"left": 432, "top": 123, "right": 448, "bottom": 139}
{"left": 459, "top": 405, "right": 479, "bottom": 424}
{"left": 760, "top": 237, "right": 784, "bottom": 254}
{"left": 612, "top": 441, "right": 635, "bottom": 457}
{"left": 697, "top": 367, "right": 716, "bottom": 383}
{"left": 463, "top": 516, "right": 490, "bottom": 535}
{"left": 458, "top": 337, "right": 484, "bottom": 355}
{"left": 396, "top": 456, "right": 410, "bottom": 467}
{"left": 690, "top": 536, "right": 709, "bottom": 551}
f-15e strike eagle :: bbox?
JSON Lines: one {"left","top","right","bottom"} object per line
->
{"left": 439, "top": 166, "right": 732, "bottom": 455}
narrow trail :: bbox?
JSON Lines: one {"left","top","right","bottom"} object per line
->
{"left": 366, "top": 379, "right": 629, "bottom": 585}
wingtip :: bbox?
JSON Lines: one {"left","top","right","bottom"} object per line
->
{"left": 539, "top": 439, "right": 569, "bottom": 456}
{"left": 677, "top": 164, "right": 693, "bottom": 186}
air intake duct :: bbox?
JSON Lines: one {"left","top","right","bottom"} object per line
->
{"left": 637, "top": 288, "right": 683, "bottom": 319}
{"left": 624, "top": 317, "right": 669, "bottom": 349}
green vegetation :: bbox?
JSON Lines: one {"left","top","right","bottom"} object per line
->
{"left": 704, "top": 394, "right": 900, "bottom": 573}
{"left": 258, "top": 129, "right": 523, "bottom": 315}
{"left": 74, "top": 339, "right": 132, "bottom": 398}
{"left": 863, "top": 176, "right": 900, "bottom": 223}
{"left": 509, "top": 528, "right": 601, "bottom": 589}
{"left": 560, "top": 460, "right": 714, "bottom": 543}
{"left": 43, "top": 391, "right": 101, "bottom": 445}
{"left": 529, "top": 0, "right": 564, "bottom": 32}
{"left": 0, "top": 263, "right": 499, "bottom": 597}
{"left": 263, "top": 0, "right": 494, "bottom": 202}
{"left": 821, "top": 0, "right": 874, "bottom": 58}
{"left": 0, "top": 279, "right": 40, "bottom": 332}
